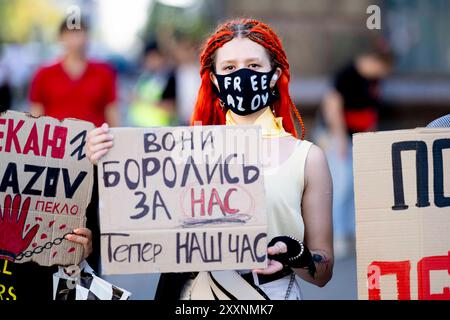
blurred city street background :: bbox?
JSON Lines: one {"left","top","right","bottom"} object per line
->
{"left": 1, "top": 0, "right": 449, "bottom": 300}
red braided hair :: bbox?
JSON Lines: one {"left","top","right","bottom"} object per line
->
{"left": 190, "top": 18, "right": 305, "bottom": 139}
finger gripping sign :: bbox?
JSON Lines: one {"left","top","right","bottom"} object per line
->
{"left": 0, "top": 111, "right": 94, "bottom": 266}
{"left": 353, "top": 128, "right": 450, "bottom": 300}
{"left": 98, "top": 125, "right": 268, "bottom": 274}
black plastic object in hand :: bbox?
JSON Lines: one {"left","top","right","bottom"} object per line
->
{"left": 268, "top": 236, "right": 314, "bottom": 270}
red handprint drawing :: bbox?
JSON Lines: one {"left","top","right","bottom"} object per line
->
{"left": 0, "top": 194, "right": 40, "bottom": 261}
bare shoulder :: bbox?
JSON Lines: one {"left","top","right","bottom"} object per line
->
{"left": 306, "top": 143, "right": 328, "bottom": 168}
{"left": 304, "top": 143, "right": 331, "bottom": 186}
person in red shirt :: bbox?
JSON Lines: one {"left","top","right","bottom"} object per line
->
{"left": 12, "top": 18, "right": 107, "bottom": 300}
{"left": 29, "top": 19, "right": 119, "bottom": 127}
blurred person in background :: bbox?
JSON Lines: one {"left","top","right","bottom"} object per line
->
{"left": 128, "top": 41, "right": 177, "bottom": 127}
{"left": 0, "top": 79, "right": 11, "bottom": 112}
{"left": 1, "top": 42, "right": 36, "bottom": 111}
{"left": 0, "top": 46, "right": 12, "bottom": 112}
{"left": 10, "top": 18, "right": 105, "bottom": 300}
{"left": 318, "top": 41, "right": 394, "bottom": 259}
{"left": 29, "top": 19, "right": 119, "bottom": 127}
{"left": 171, "top": 33, "right": 201, "bottom": 126}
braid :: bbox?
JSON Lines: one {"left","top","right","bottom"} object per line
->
{"left": 290, "top": 100, "right": 306, "bottom": 140}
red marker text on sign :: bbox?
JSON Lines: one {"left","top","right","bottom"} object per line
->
{"left": 368, "top": 261, "right": 411, "bottom": 300}
{"left": 367, "top": 251, "right": 450, "bottom": 300}
{"left": 190, "top": 187, "right": 239, "bottom": 217}
{"left": 417, "top": 252, "right": 450, "bottom": 300}
{"left": 0, "top": 118, "right": 67, "bottom": 159}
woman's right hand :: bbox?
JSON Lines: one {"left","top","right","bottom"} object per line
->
{"left": 86, "top": 123, "right": 114, "bottom": 165}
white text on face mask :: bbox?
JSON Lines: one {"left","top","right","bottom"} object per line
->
{"left": 251, "top": 92, "right": 269, "bottom": 110}
{"left": 224, "top": 76, "right": 242, "bottom": 92}
{"left": 251, "top": 74, "right": 268, "bottom": 91}
{"left": 227, "top": 94, "right": 244, "bottom": 111}
{"left": 221, "top": 72, "right": 271, "bottom": 113}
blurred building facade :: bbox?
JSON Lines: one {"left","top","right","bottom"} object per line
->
{"left": 221, "top": 0, "right": 450, "bottom": 133}
{"left": 2, "top": 0, "right": 449, "bottom": 130}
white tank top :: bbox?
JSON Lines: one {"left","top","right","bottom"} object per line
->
{"left": 263, "top": 139, "right": 313, "bottom": 242}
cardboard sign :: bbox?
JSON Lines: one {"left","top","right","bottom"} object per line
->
{"left": 98, "top": 125, "right": 268, "bottom": 274}
{"left": 353, "top": 128, "right": 450, "bottom": 300}
{"left": 0, "top": 111, "right": 94, "bottom": 267}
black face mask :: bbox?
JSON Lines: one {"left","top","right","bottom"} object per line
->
{"left": 213, "top": 68, "right": 279, "bottom": 116}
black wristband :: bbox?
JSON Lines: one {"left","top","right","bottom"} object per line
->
{"left": 268, "top": 236, "right": 316, "bottom": 275}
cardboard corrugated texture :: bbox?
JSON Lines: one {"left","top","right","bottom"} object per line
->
{"left": 0, "top": 111, "right": 94, "bottom": 267}
{"left": 98, "top": 125, "right": 268, "bottom": 274}
{"left": 353, "top": 128, "right": 450, "bottom": 300}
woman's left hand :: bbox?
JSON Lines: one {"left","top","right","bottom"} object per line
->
{"left": 252, "top": 240, "right": 287, "bottom": 275}
{"left": 65, "top": 228, "right": 93, "bottom": 260}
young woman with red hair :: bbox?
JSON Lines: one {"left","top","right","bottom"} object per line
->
{"left": 86, "top": 18, "right": 333, "bottom": 300}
